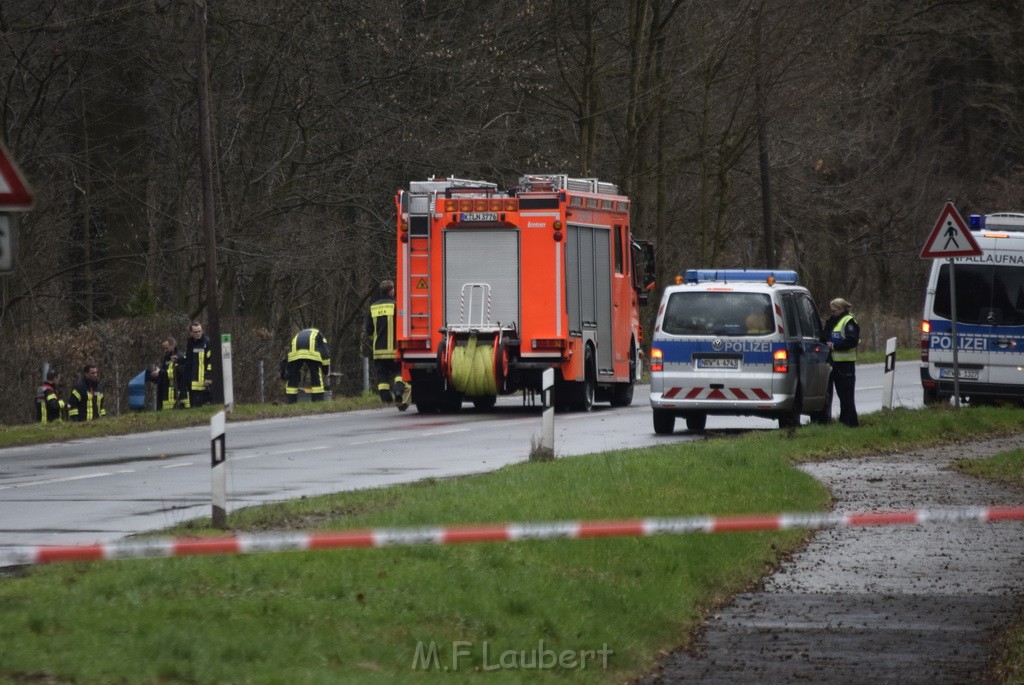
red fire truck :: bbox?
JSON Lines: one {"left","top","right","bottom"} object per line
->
{"left": 394, "top": 174, "right": 656, "bottom": 413}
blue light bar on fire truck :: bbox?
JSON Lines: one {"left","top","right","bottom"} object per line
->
{"left": 684, "top": 269, "right": 799, "bottom": 285}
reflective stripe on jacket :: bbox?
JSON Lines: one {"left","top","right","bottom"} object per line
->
{"left": 187, "top": 336, "right": 213, "bottom": 391}
{"left": 366, "top": 299, "right": 396, "bottom": 360}
{"left": 830, "top": 314, "right": 858, "bottom": 362}
{"left": 287, "top": 328, "right": 331, "bottom": 366}
{"left": 68, "top": 379, "right": 105, "bottom": 421}
{"left": 36, "top": 383, "right": 64, "bottom": 423}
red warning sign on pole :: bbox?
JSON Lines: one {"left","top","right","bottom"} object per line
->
{"left": 0, "top": 140, "right": 34, "bottom": 211}
{"left": 920, "top": 202, "right": 981, "bottom": 259}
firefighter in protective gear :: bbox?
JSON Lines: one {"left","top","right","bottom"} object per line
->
{"left": 183, "top": 321, "right": 213, "bottom": 408}
{"left": 36, "top": 369, "right": 65, "bottom": 423}
{"left": 821, "top": 297, "right": 859, "bottom": 427}
{"left": 68, "top": 364, "right": 106, "bottom": 421}
{"left": 365, "top": 279, "right": 410, "bottom": 410}
{"left": 285, "top": 328, "right": 331, "bottom": 403}
{"left": 148, "top": 337, "right": 186, "bottom": 410}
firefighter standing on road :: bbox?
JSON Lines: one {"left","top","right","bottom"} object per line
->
{"left": 365, "top": 279, "right": 410, "bottom": 410}
{"left": 285, "top": 328, "right": 332, "bottom": 403}
{"left": 68, "top": 364, "right": 105, "bottom": 422}
{"left": 35, "top": 369, "right": 65, "bottom": 423}
{"left": 821, "top": 298, "right": 859, "bottom": 427}
{"left": 183, "top": 320, "right": 213, "bottom": 408}
{"left": 148, "top": 337, "right": 185, "bottom": 410}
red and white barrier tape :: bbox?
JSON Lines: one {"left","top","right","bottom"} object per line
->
{"left": 4, "top": 505, "right": 1023, "bottom": 566}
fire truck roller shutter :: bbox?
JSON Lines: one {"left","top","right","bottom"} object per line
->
{"left": 443, "top": 230, "right": 520, "bottom": 329}
{"left": 566, "top": 224, "right": 613, "bottom": 376}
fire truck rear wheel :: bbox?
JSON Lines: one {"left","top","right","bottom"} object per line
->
{"left": 574, "top": 346, "right": 596, "bottom": 412}
{"left": 606, "top": 337, "right": 630, "bottom": 403}
{"left": 472, "top": 395, "right": 497, "bottom": 410}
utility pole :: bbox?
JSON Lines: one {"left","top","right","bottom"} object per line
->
{"left": 194, "top": 0, "right": 222, "bottom": 403}
{"left": 753, "top": 4, "right": 776, "bottom": 269}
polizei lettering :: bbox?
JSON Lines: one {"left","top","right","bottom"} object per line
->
{"left": 718, "top": 340, "right": 771, "bottom": 353}
{"left": 930, "top": 334, "right": 987, "bottom": 351}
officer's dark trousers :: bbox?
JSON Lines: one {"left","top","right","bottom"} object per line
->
{"left": 829, "top": 361, "right": 858, "bottom": 427}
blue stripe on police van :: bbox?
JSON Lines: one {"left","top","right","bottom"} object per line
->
{"left": 657, "top": 339, "right": 783, "bottom": 365}
{"left": 926, "top": 321, "right": 1024, "bottom": 353}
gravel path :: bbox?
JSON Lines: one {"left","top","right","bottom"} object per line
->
{"left": 639, "top": 436, "right": 1024, "bottom": 684}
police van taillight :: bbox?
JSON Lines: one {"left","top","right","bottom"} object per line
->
{"left": 920, "top": 320, "right": 930, "bottom": 362}
{"left": 772, "top": 349, "right": 788, "bottom": 373}
{"left": 650, "top": 347, "right": 664, "bottom": 372}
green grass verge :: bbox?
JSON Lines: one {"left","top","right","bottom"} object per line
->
{"left": 1, "top": 406, "right": 1023, "bottom": 683}
{"left": 0, "top": 392, "right": 383, "bottom": 449}
{"left": 953, "top": 448, "right": 1024, "bottom": 683}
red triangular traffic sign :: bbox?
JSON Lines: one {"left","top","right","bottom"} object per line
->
{"left": 0, "top": 140, "right": 34, "bottom": 211}
{"left": 920, "top": 202, "right": 981, "bottom": 258}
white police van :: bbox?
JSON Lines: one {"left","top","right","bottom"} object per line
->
{"left": 921, "top": 212, "right": 1024, "bottom": 405}
{"left": 649, "top": 269, "right": 832, "bottom": 433}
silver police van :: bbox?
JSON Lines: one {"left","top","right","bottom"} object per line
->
{"left": 921, "top": 212, "right": 1024, "bottom": 405}
{"left": 649, "top": 269, "right": 832, "bottom": 433}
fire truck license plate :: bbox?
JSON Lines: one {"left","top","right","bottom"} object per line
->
{"left": 461, "top": 212, "right": 498, "bottom": 222}
{"left": 697, "top": 357, "right": 739, "bottom": 369}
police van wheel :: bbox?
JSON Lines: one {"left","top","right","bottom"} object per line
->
{"left": 810, "top": 390, "right": 832, "bottom": 424}
{"left": 778, "top": 385, "right": 803, "bottom": 428}
{"left": 685, "top": 414, "right": 707, "bottom": 432}
{"left": 922, "top": 387, "right": 940, "bottom": 405}
{"left": 653, "top": 409, "right": 675, "bottom": 435}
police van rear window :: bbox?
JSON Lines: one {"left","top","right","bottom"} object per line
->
{"left": 662, "top": 292, "right": 774, "bottom": 336}
{"left": 934, "top": 264, "right": 1024, "bottom": 325}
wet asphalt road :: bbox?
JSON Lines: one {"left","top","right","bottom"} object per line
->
{"left": 637, "top": 436, "right": 1024, "bottom": 684}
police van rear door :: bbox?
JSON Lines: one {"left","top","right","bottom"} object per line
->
{"left": 932, "top": 231, "right": 1024, "bottom": 389}
{"left": 928, "top": 242, "right": 997, "bottom": 385}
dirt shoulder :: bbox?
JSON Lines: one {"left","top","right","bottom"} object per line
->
{"left": 640, "top": 436, "right": 1024, "bottom": 684}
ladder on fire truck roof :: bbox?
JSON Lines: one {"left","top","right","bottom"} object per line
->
{"left": 517, "top": 174, "right": 620, "bottom": 195}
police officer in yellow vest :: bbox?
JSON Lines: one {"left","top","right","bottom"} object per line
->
{"left": 365, "top": 279, "right": 410, "bottom": 411}
{"left": 821, "top": 298, "right": 859, "bottom": 427}
{"left": 285, "top": 328, "right": 332, "bottom": 403}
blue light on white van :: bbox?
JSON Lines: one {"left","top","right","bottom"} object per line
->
{"left": 969, "top": 214, "right": 984, "bottom": 229}
{"left": 684, "top": 269, "right": 799, "bottom": 285}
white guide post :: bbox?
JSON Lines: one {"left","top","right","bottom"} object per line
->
{"left": 882, "top": 336, "right": 897, "bottom": 410}
{"left": 541, "top": 368, "right": 554, "bottom": 453}
{"left": 221, "top": 333, "right": 234, "bottom": 414}
{"left": 211, "top": 410, "right": 227, "bottom": 529}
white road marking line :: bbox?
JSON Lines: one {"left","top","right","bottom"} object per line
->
{"left": 350, "top": 428, "right": 471, "bottom": 445}
{"left": 0, "top": 472, "right": 114, "bottom": 490}
{"left": 161, "top": 462, "right": 193, "bottom": 469}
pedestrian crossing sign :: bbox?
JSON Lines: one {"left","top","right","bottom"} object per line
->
{"left": 920, "top": 202, "right": 982, "bottom": 258}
